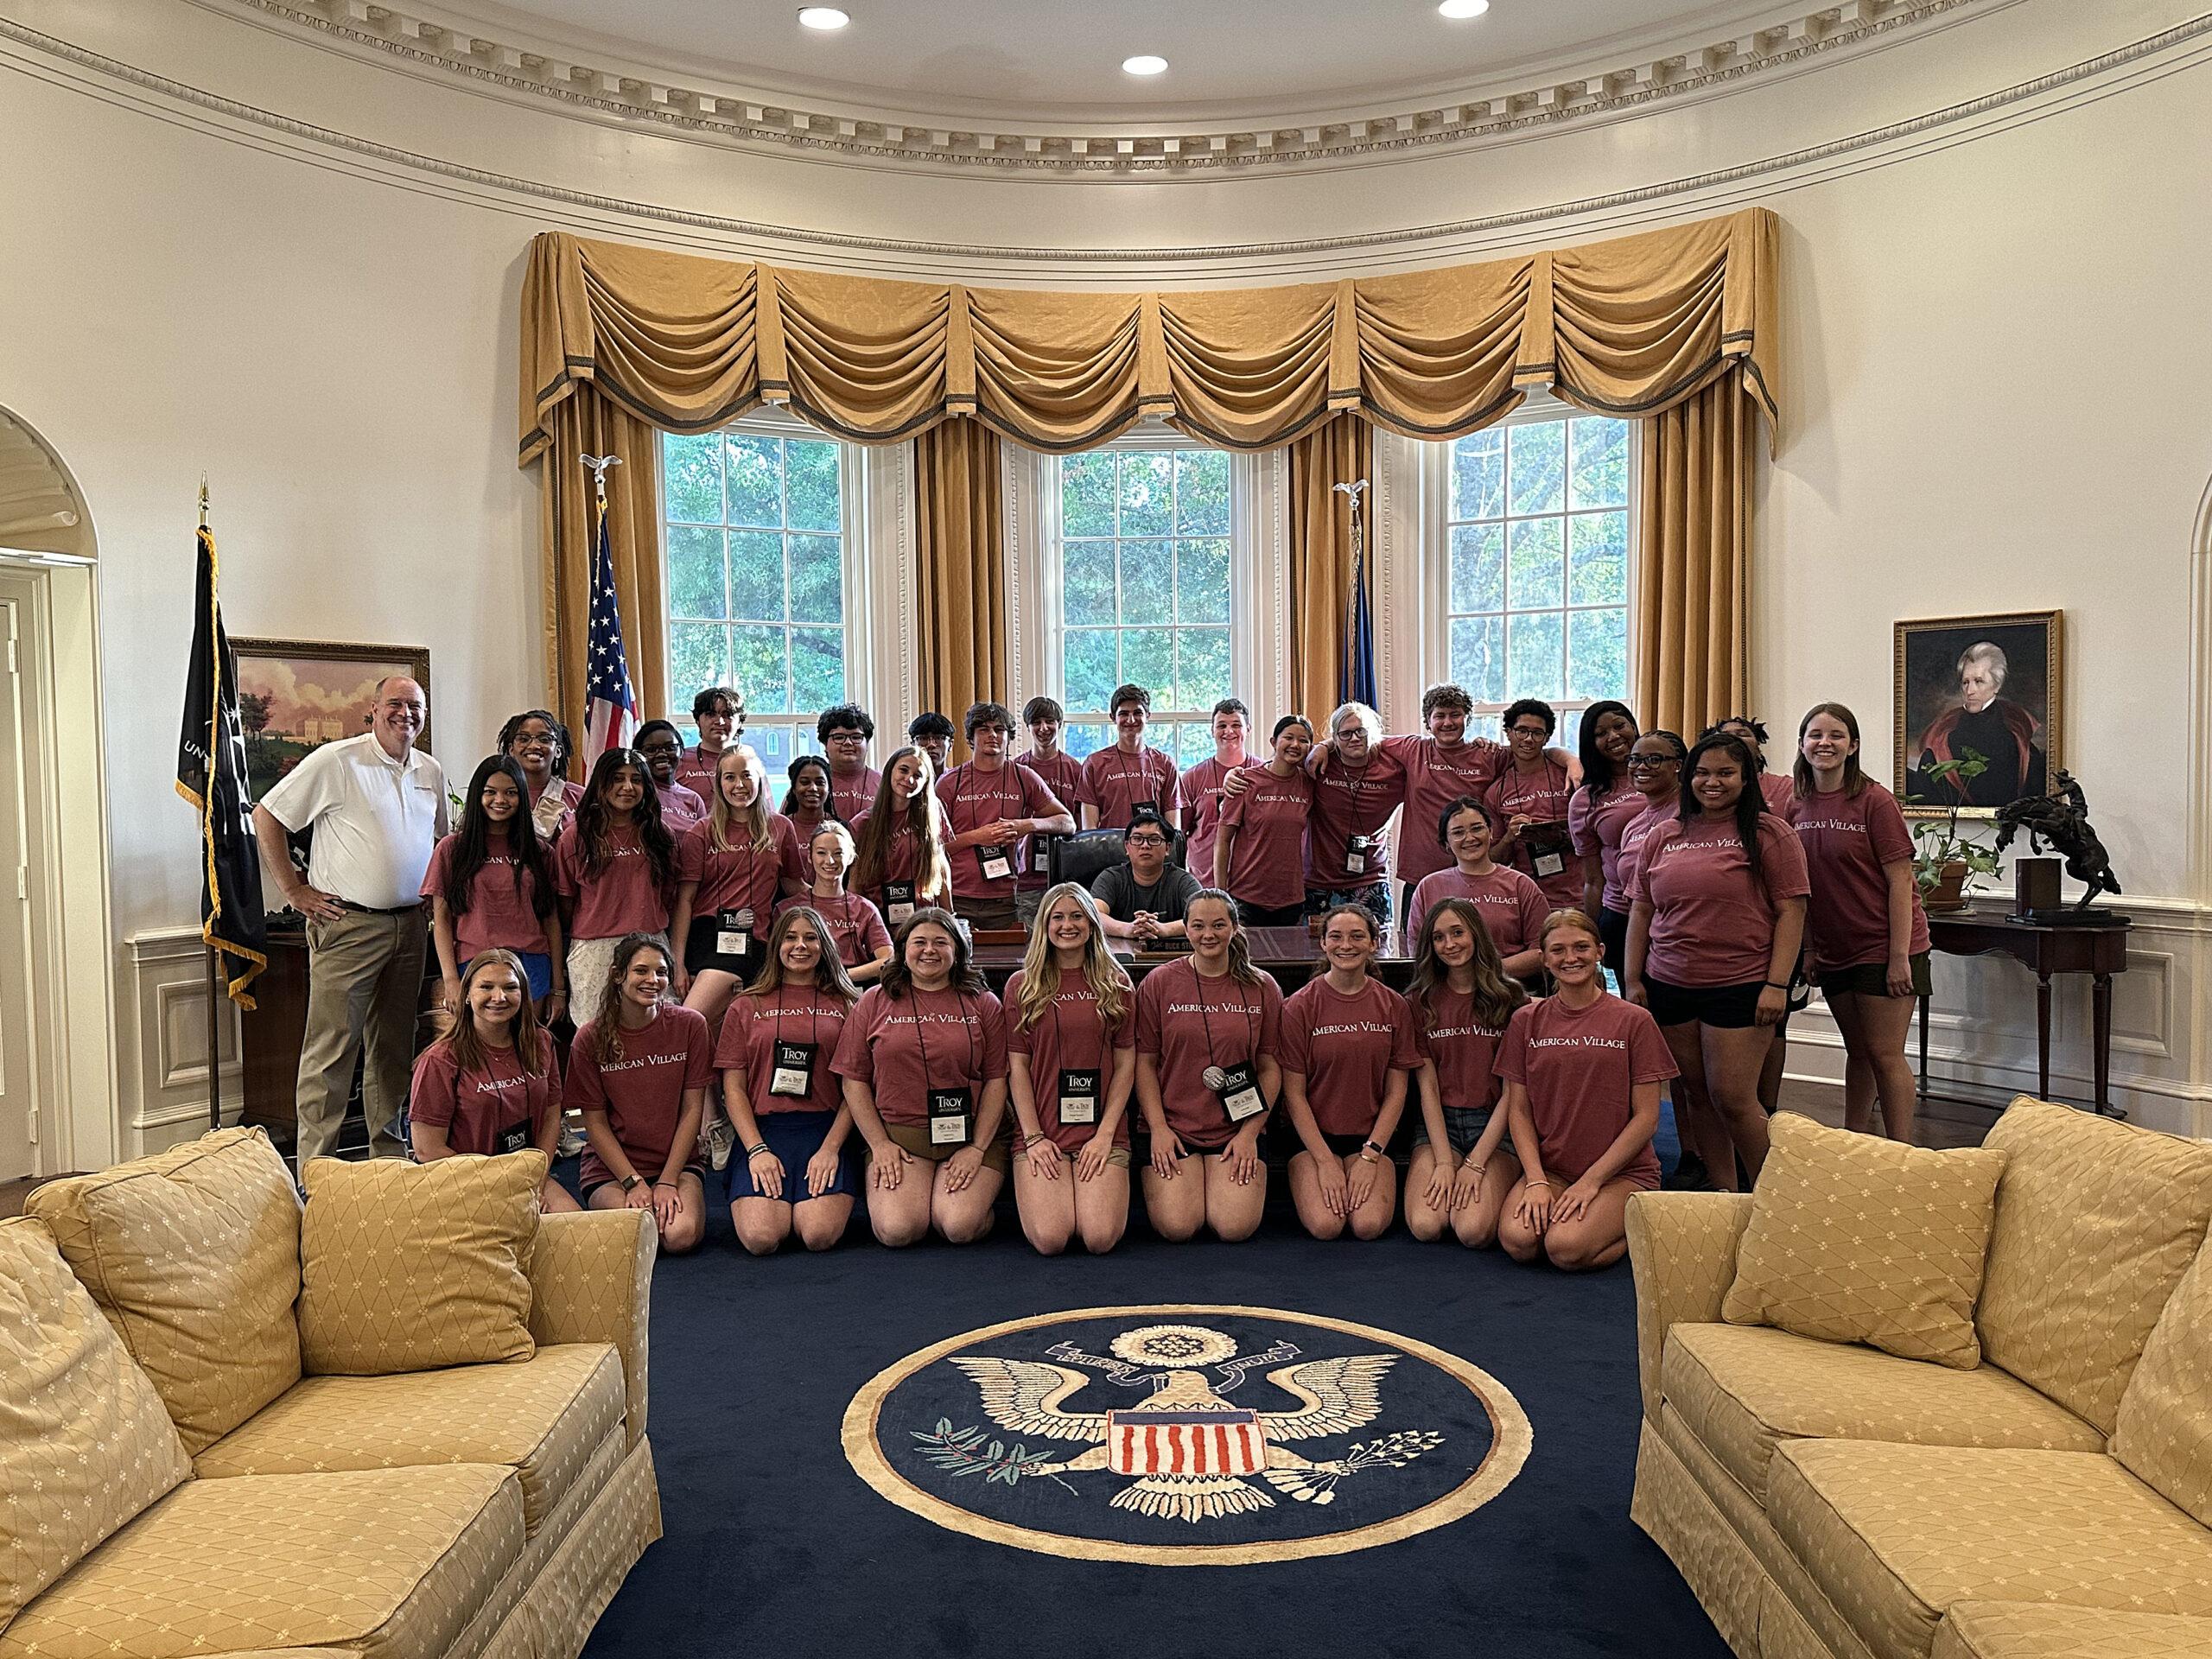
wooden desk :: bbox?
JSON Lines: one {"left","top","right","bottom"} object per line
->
{"left": 1922, "top": 902, "right": 2132, "bottom": 1118}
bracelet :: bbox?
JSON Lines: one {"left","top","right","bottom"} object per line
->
{"left": 1525, "top": 1179, "right": 1553, "bottom": 1189}
{"left": 1764, "top": 981, "right": 1790, "bottom": 989}
{"left": 745, "top": 1144, "right": 772, "bottom": 1160}
{"left": 652, "top": 1179, "right": 676, "bottom": 1190}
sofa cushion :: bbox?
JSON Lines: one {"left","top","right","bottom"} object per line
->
{"left": 24, "top": 1127, "right": 303, "bottom": 1453}
{"left": 0, "top": 1217, "right": 193, "bottom": 1630}
{"left": 1662, "top": 1323, "right": 2103, "bottom": 1502}
{"left": 2110, "top": 1224, "right": 2212, "bottom": 1527}
{"left": 1722, "top": 1112, "right": 2005, "bottom": 1369}
{"left": 1936, "top": 1600, "right": 2212, "bottom": 1659}
{"left": 193, "top": 1343, "right": 624, "bottom": 1535}
{"left": 1769, "top": 1441, "right": 2212, "bottom": 1659}
{"left": 1976, "top": 1097, "right": 2212, "bottom": 1434}
{"left": 0, "top": 1465, "right": 524, "bottom": 1659}
{"left": 300, "top": 1151, "right": 544, "bottom": 1376}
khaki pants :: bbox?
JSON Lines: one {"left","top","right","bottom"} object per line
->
{"left": 296, "top": 907, "right": 427, "bottom": 1169}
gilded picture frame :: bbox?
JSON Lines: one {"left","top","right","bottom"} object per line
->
{"left": 1893, "top": 610, "right": 2062, "bottom": 820}
{"left": 232, "top": 636, "right": 433, "bottom": 804}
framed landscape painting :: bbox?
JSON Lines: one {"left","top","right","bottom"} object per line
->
{"left": 232, "top": 637, "right": 432, "bottom": 803}
{"left": 1893, "top": 611, "right": 2061, "bottom": 819}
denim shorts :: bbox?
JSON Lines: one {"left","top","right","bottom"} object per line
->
{"left": 1411, "top": 1103, "right": 1493, "bottom": 1155}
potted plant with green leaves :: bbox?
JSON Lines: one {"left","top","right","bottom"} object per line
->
{"left": 1909, "top": 749, "right": 2001, "bottom": 912}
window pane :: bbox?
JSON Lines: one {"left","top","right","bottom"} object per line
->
{"left": 664, "top": 434, "right": 722, "bottom": 524}
{"left": 669, "top": 623, "right": 728, "bottom": 700}
{"left": 1121, "top": 626, "right": 1173, "bottom": 696}
{"left": 1568, "top": 511, "right": 1629, "bottom": 607}
{"left": 723, "top": 434, "right": 782, "bottom": 527}
{"left": 1119, "top": 538, "right": 1173, "bottom": 625}
{"left": 1567, "top": 609, "right": 1628, "bottom": 702}
{"left": 1176, "top": 538, "right": 1230, "bottom": 624}
{"left": 728, "top": 530, "right": 785, "bottom": 622}
{"left": 1177, "top": 628, "right": 1231, "bottom": 709}
{"left": 1064, "top": 628, "right": 1117, "bottom": 712}
{"left": 791, "top": 626, "right": 846, "bottom": 709}
{"left": 784, "top": 439, "right": 842, "bottom": 532}
{"left": 1117, "top": 454, "right": 1173, "bottom": 536}
{"left": 1452, "top": 429, "right": 1504, "bottom": 521}
{"left": 1569, "top": 417, "right": 1630, "bottom": 510}
{"left": 731, "top": 625, "right": 790, "bottom": 715}
{"left": 747, "top": 724, "right": 800, "bottom": 776}
{"left": 1174, "top": 451, "right": 1230, "bottom": 534}
{"left": 1506, "top": 611, "right": 1565, "bottom": 702}
{"left": 1508, "top": 422, "right": 1567, "bottom": 516}
{"left": 1450, "top": 615, "right": 1505, "bottom": 704}
{"left": 1065, "top": 539, "right": 1116, "bottom": 626}
{"left": 1173, "top": 722, "right": 1214, "bottom": 766}
{"left": 1064, "top": 722, "right": 1111, "bottom": 760}
{"left": 667, "top": 525, "right": 726, "bottom": 620}
{"left": 1063, "top": 453, "right": 1116, "bottom": 537}
{"left": 1507, "top": 518, "right": 1564, "bottom": 608}
{"left": 1450, "top": 524, "right": 1504, "bottom": 614}
{"left": 789, "top": 533, "right": 842, "bottom": 624}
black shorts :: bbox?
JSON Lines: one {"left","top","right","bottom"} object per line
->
{"left": 1818, "top": 951, "right": 1934, "bottom": 1000}
{"left": 684, "top": 916, "right": 764, "bottom": 981}
{"left": 1236, "top": 899, "right": 1307, "bottom": 927}
{"left": 1598, "top": 906, "right": 1630, "bottom": 983}
{"left": 1643, "top": 975, "right": 1768, "bottom": 1031}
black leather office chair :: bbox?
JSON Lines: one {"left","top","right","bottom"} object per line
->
{"left": 1046, "top": 828, "right": 1130, "bottom": 891}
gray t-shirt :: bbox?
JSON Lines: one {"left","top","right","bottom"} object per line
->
{"left": 1090, "top": 862, "right": 1204, "bottom": 925}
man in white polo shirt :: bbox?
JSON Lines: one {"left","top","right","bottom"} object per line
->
{"left": 252, "top": 677, "right": 447, "bottom": 1169}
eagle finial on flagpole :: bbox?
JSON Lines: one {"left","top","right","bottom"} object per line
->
{"left": 1332, "top": 477, "right": 1370, "bottom": 560}
{"left": 582, "top": 453, "right": 621, "bottom": 506}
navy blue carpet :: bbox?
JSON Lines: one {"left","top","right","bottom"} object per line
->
{"left": 574, "top": 1121, "right": 1723, "bottom": 1659}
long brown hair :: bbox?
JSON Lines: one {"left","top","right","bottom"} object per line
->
{"left": 745, "top": 905, "right": 860, "bottom": 1005}
{"left": 1791, "top": 702, "right": 1869, "bottom": 799}
{"left": 1185, "top": 888, "right": 1265, "bottom": 989}
{"left": 574, "top": 749, "right": 677, "bottom": 890}
{"left": 590, "top": 933, "right": 676, "bottom": 1065}
{"left": 1404, "top": 898, "right": 1525, "bottom": 1033}
{"left": 439, "top": 949, "right": 550, "bottom": 1076}
{"left": 878, "top": 907, "right": 986, "bottom": 999}
{"left": 850, "top": 745, "right": 951, "bottom": 900}
{"left": 1014, "top": 883, "right": 1130, "bottom": 1033}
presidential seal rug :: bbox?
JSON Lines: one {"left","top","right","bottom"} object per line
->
{"left": 579, "top": 1215, "right": 1727, "bottom": 1659}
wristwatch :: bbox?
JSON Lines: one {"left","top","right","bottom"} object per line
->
{"left": 1360, "top": 1140, "right": 1383, "bottom": 1164}
{"left": 619, "top": 1174, "right": 641, "bottom": 1192}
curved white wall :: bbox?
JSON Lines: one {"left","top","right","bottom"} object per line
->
{"left": 2, "top": 0, "right": 2208, "bottom": 1141}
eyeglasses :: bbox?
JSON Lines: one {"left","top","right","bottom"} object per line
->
{"left": 1627, "top": 754, "right": 1679, "bottom": 769}
{"left": 1509, "top": 725, "right": 1548, "bottom": 738}
{"left": 638, "top": 742, "right": 681, "bottom": 758}
{"left": 825, "top": 730, "right": 865, "bottom": 743}
{"left": 1126, "top": 834, "right": 1169, "bottom": 848}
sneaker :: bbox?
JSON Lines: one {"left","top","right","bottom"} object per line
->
{"left": 703, "top": 1116, "right": 736, "bottom": 1173}
{"left": 1664, "top": 1151, "right": 1716, "bottom": 1192}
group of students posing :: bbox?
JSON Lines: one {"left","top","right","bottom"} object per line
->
{"left": 402, "top": 676, "right": 1929, "bottom": 1273}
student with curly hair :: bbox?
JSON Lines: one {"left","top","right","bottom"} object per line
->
{"left": 551, "top": 749, "right": 677, "bottom": 1026}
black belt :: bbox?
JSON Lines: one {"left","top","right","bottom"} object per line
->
{"left": 337, "top": 899, "right": 423, "bottom": 915}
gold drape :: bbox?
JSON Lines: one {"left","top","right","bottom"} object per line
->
{"left": 1633, "top": 372, "right": 1754, "bottom": 738}
{"left": 1288, "top": 415, "right": 1376, "bottom": 721}
{"left": 912, "top": 416, "right": 1007, "bottom": 747}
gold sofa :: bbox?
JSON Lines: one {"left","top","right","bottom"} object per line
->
{"left": 1626, "top": 1097, "right": 2212, "bottom": 1659}
{"left": 0, "top": 1128, "right": 661, "bottom": 1659}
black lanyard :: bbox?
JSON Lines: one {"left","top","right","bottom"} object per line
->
{"left": 907, "top": 986, "right": 976, "bottom": 1090}
{"left": 772, "top": 988, "right": 822, "bottom": 1047}
{"left": 1190, "top": 965, "right": 1253, "bottom": 1069}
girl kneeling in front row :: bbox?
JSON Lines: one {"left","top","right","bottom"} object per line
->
{"left": 1006, "top": 883, "right": 1136, "bottom": 1255}
{"left": 1403, "top": 898, "right": 1526, "bottom": 1247}
{"left": 1497, "top": 910, "right": 1675, "bottom": 1271}
{"left": 834, "top": 908, "right": 1010, "bottom": 1246}
{"left": 1135, "top": 890, "right": 1283, "bottom": 1243}
{"left": 409, "top": 948, "right": 577, "bottom": 1212}
{"left": 1281, "top": 904, "right": 1422, "bottom": 1240}
{"left": 566, "top": 932, "right": 712, "bottom": 1254}
{"left": 716, "top": 906, "right": 861, "bottom": 1255}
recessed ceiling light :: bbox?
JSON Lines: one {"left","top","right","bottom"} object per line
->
{"left": 1438, "top": 0, "right": 1491, "bottom": 17}
{"left": 1122, "top": 54, "right": 1168, "bottom": 76}
{"left": 798, "top": 7, "right": 849, "bottom": 29}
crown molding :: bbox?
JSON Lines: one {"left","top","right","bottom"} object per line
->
{"left": 203, "top": 0, "right": 1994, "bottom": 175}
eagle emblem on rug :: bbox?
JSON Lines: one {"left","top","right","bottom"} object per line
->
{"left": 915, "top": 1323, "right": 1445, "bottom": 1522}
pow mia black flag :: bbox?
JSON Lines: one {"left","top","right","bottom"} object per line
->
{"left": 175, "top": 520, "right": 268, "bottom": 1007}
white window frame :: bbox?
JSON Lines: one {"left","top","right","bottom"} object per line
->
{"left": 1004, "top": 423, "right": 1291, "bottom": 753}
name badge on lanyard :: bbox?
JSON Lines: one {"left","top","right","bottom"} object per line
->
{"left": 884, "top": 880, "right": 917, "bottom": 926}
{"left": 928, "top": 1086, "right": 974, "bottom": 1146}
{"left": 497, "top": 1120, "right": 532, "bottom": 1155}
{"left": 1522, "top": 821, "right": 1571, "bottom": 880}
{"left": 1344, "top": 832, "right": 1377, "bottom": 877}
{"left": 1210, "top": 1060, "right": 1265, "bottom": 1123}
{"left": 978, "top": 844, "right": 1014, "bottom": 884}
{"left": 769, "top": 1039, "right": 817, "bottom": 1099}
{"left": 1056, "top": 1068, "right": 1099, "bottom": 1126}
{"left": 716, "top": 908, "right": 752, "bottom": 959}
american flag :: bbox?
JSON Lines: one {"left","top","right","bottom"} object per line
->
{"left": 582, "top": 497, "right": 638, "bottom": 765}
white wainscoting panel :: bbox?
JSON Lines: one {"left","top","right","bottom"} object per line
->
{"left": 124, "top": 927, "right": 243, "bottom": 1156}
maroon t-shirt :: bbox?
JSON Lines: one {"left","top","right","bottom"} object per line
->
{"left": 1215, "top": 767, "right": 1313, "bottom": 907}
{"left": 1134, "top": 958, "right": 1285, "bottom": 1150}
{"left": 1016, "top": 750, "right": 1086, "bottom": 890}
{"left": 830, "top": 984, "right": 1008, "bottom": 1127}
{"left": 828, "top": 765, "right": 882, "bottom": 824}
{"left": 565, "top": 1005, "right": 714, "bottom": 1185}
{"left": 421, "top": 830, "right": 549, "bottom": 960}
{"left": 658, "top": 781, "right": 709, "bottom": 836}
{"left": 937, "top": 761, "right": 1068, "bottom": 901}
{"left": 1495, "top": 994, "right": 1674, "bottom": 1189}
{"left": 1414, "top": 987, "right": 1510, "bottom": 1113}
{"left": 1568, "top": 785, "right": 1650, "bottom": 913}
{"left": 850, "top": 809, "right": 951, "bottom": 912}
{"left": 673, "top": 746, "right": 725, "bottom": 802}
{"left": 1179, "top": 756, "right": 1262, "bottom": 891}
{"left": 552, "top": 820, "right": 671, "bottom": 941}
{"left": 1382, "top": 734, "right": 1509, "bottom": 887}
{"left": 1078, "top": 745, "right": 1183, "bottom": 830}
{"left": 1485, "top": 760, "right": 1584, "bottom": 909}
{"left": 1306, "top": 748, "right": 1408, "bottom": 893}
{"left": 1631, "top": 813, "right": 1813, "bottom": 988}
{"left": 714, "top": 986, "right": 853, "bottom": 1116}
{"left": 677, "top": 816, "right": 800, "bottom": 919}
{"left": 1279, "top": 977, "right": 1422, "bottom": 1138}
{"left": 1759, "top": 772, "right": 1796, "bottom": 817}
{"left": 1405, "top": 866, "right": 1551, "bottom": 960}
{"left": 1615, "top": 799, "right": 1674, "bottom": 907}
{"left": 1785, "top": 783, "right": 1930, "bottom": 970}
{"left": 408, "top": 1040, "right": 556, "bottom": 1156}
{"left": 773, "top": 891, "right": 893, "bottom": 969}
{"left": 1003, "top": 968, "right": 1136, "bottom": 1152}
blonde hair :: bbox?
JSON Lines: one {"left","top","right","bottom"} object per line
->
{"left": 707, "top": 744, "right": 775, "bottom": 854}
{"left": 1327, "top": 701, "right": 1383, "bottom": 746}
{"left": 439, "top": 949, "right": 550, "bottom": 1076}
{"left": 1014, "top": 883, "right": 1131, "bottom": 1033}
{"left": 1537, "top": 906, "right": 1605, "bottom": 948}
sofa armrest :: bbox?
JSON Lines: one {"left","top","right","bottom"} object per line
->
{"left": 1625, "top": 1191, "right": 1754, "bottom": 1424}
{"left": 529, "top": 1208, "right": 657, "bottom": 1445}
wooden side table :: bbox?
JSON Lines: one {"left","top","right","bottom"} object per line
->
{"left": 1922, "top": 902, "right": 2132, "bottom": 1117}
